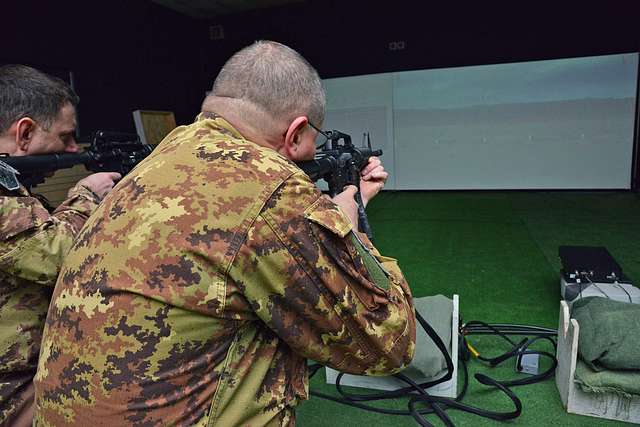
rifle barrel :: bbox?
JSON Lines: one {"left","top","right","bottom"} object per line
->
{"left": 2, "top": 152, "right": 92, "bottom": 174}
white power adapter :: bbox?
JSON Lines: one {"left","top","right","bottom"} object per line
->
{"left": 516, "top": 353, "right": 539, "bottom": 375}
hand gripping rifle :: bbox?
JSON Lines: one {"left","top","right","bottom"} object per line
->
{"left": 0, "top": 130, "right": 153, "bottom": 191}
{"left": 297, "top": 130, "right": 382, "bottom": 241}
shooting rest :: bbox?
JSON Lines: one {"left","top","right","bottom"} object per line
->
{"left": 325, "top": 294, "right": 459, "bottom": 398}
{"left": 556, "top": 300, "right": 640, "bottom": 423}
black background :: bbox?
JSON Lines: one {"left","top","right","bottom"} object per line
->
{"left": 2, "top": 1, "right": 639, "bottom": 186}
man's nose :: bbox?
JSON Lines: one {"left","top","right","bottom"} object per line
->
{"left": 65, "top": 139, "right": 80, "bottom": 153}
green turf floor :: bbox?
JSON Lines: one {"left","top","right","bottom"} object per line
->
{"left": 297, "top": 190, "right": 640, "bottom": 426}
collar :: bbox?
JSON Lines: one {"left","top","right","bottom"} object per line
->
{"left": 196, "top": 111, "right": 245, "bottom": 140}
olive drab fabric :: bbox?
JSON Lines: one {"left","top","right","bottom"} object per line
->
{"left": 0, "top": 184, "right": 101, "bottom": 425}
{"left": 33, "top": 113, "right": 416, "bottom": 426}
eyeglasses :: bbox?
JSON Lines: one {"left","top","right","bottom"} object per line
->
{"left": 307, "top": 121, "right": 331, "bottom": 149}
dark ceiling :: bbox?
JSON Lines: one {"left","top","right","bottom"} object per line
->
{"left": 151, "top": 0, "right": 304, "bottom": 18}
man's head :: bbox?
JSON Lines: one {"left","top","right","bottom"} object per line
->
{"left": 202, "top": 41, "right": 326, "bottom": 161}
{"left": 0, "top": 64, "right": 80, "bottom": 157}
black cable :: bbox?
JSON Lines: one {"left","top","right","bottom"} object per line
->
{"left": 463, "top": 323, "right": 556, "bottom": 335}
{"left": 308, "top": 312, "right": 556, "bottom": 426}
{"left": 308, "top": 342, "right": 471, "bottom": 419}
{"left": 463, "top": 321, "right": 517, "bottom": 346}
{"left": 408, "top": 373, "right": 522, "bottom": 424}
{"left": 616, "top": 283, "right": 633, "bottom": 303}
{"left": 332, "top": 310, "right": 454, "bottom": 403}
{"left": 461, "top": 322, "right": 558, "bottom": 388}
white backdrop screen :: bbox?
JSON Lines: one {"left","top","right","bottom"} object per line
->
{"left": 322, "top": 74, "right": 395, "bottom": 188}
{"left": 322, "top": 53, "right": 638, "bottom": 190}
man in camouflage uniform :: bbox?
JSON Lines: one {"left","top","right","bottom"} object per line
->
{"left": 0, "top": 65, "right": 120, "bottom": 426}
{"left": 34, "top": 41, "right": 416, "bottom": 426}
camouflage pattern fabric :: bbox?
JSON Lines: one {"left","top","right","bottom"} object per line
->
{"left": 34, "top": 113, "right": 416, "bottom": 426}
{"left": 0, "top": 184, "right": 101, "bottom": 425}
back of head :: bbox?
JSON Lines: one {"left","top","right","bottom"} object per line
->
{"left": 0, "top": 64, "right": 79, "bottom": 134}
{"left": 206, "top": 41, "right": 325, "bottom": 132}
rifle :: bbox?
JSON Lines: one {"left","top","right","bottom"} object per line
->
{"left": 297, "top": 130, "right": 382, "bottom": 241}
{"left": 0, "top": 130, "right": 153, "bottom": 190}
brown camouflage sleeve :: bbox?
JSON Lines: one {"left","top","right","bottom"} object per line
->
{"left": 231, "top": 172, "right": 416, "bottom": 376}
{"left": 0, "top": 184, "right": 100, "bottom": 285}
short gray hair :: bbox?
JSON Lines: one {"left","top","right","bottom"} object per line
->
{"left": 0, "top": 64, "right": 79, "bottom": 134}
{"left": 211, "top": 40, "right": 325, "bottom": 126}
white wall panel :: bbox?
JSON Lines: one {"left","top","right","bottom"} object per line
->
{"left": 323, "top": 53, "right": 638, "bottom": 190}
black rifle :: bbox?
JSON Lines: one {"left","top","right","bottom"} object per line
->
{"left": 0, "top": 130, "right": 153, "bottom": 190}
{"left": 297, "top": 130, "right": 382, "bottom": 241}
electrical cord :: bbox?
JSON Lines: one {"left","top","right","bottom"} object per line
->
{"left": 408, "top": 372, "right": 523, "bottom": 427}
{"left": 616, "top": 283, "right": 633, "bottom": 303}
{"left": 462, "top": 322, "right": 556, "bottom": 336}
{"left": 461, "top": 321, "right": 558, "bottom": 388}
{"left": 574, "top": 271, "right": 634, "bottom": 303}
{"left": 308, "top": 311, "right": 556, "bottom": 426}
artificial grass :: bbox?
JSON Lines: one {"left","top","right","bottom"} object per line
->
{"left": 297, "top": 190, "right": 640, "bottom": 426}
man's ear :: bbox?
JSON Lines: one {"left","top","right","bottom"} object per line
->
{"left": 282, "top": 116, "right": 308, "bottom": 159}
{"left": 14, "top": 117, "right": 36, "bottom": 153}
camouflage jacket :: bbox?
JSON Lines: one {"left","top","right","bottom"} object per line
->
{"left": 0, "top": 183, "right": 101, "bottom": 424}
{"left": 34, "top": 113, "right": 416, "bottom": 426}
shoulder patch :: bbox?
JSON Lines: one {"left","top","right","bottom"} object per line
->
{"left": 304, "top": 197, "right": 352, "bottom": 238}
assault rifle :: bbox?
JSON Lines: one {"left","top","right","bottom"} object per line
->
{"left": 0, "top": 130, "right": 153, "bottom": 190}
{"left": 297, "top": 130, "right": 382, "bottom": 241}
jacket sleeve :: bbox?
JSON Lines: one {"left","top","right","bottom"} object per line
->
{"left": 230, "top": 172, "right": 416, "bottom": 376}
{"left": 0, "top": 184, "right": 101, "bottom": 285}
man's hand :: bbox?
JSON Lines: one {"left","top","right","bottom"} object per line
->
{"left": 75, "top": 172, "right": 121, "bottom": 200}
{"left": 359, "top": 157, "right": 388, "bottom": 207}
{"left": 330, "top": 157, "right": 387, "bottom": 229}
{"left": 331, "top": 185, "right": 359, "bottom": 228}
